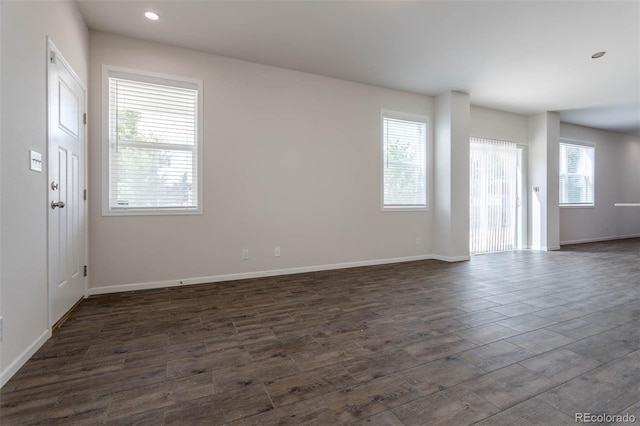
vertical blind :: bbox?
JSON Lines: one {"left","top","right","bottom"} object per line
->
{"left": 382, "top": 114, "right": 427, "bottom": 208}
{"left": 470, "top": 138, "right": 517, "bottom": 254}
{"left": 559, "top": 142, "right": 594, "bottom": 205}
{"left": 108, "top": 74, "right": 199, "bottom": 211}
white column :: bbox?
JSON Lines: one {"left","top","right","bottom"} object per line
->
{"left": 433, "top": 91, "right": 470, "bottom": 260}
{"left": 527, "top": 111, "right": 560, "bottom": 250}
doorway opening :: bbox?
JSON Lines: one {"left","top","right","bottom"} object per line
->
{"left": 470, "top": 138, "right": 526, "bottom": 254}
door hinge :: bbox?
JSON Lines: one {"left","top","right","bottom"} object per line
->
{"left": 83, "top": 113, "right": 87, "bottom": 125}
{"left": 84, "top": 265, "right": 87, "bottom": 277}
{"left": 50, "top": 51, "right": 57, "bottom": 64}
{"left": 83, "top": 189, "right": 87, "bottom": 201}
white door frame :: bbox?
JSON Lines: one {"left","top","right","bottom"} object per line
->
{"left": 46, "top": 38, "right": 89, "bottom": 328}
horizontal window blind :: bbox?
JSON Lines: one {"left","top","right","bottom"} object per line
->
{"left": 559, "top": 142, "right": 594, "bottom": 206}
{"left": 382, "top": 114, "right": 428, "bottom": 208}
{"left": 108, "top": 74, "right": 199, "bottom": 211}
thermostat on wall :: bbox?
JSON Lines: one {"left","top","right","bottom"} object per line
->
{"left": 30, "top": 150, "right": 43, "bottom": 172}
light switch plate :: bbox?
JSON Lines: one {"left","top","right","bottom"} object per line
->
{"left": 30, "top": 150, "right": 43, "bottom": 172}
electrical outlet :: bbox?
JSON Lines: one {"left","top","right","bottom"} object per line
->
{"left": 242, "top": 248, "right": 250, "bottom": 260}
{"left": 416, "top": 237, "right": 423, "bottom": 248}
{"left": 274, "top": 247, "right": 281, "bottom": 257}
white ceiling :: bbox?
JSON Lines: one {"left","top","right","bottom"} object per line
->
{"left": 77, "top": 0, "right": 640, "bottom": 136}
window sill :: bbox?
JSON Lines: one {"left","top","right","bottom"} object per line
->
{"left": 102, "top": 208, "right": 203, "bottom": 217}
{"left": 560, "top": 205, "right": 595, "bottom": 209}
{"left": 381, "top": 207, "right": 429, "bottom": 212}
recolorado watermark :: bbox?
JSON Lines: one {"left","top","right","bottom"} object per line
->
{"left": 575, "top": 413, "right": 636, "bottom": 423}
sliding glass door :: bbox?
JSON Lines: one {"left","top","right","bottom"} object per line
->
{"left": 470, "top": 138, "right": 520, "bottom": 254}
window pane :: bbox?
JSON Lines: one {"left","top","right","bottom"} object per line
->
{"left": 559, "top": 142, "right": 594, "bottom": 205}
{"left": 383, "top": 115, "right": 427, "bottom": 208}
{"left": 111, "top": 146, "right": 196, "bottom": 209}
{"left": 111, "top": 78, "right": 197, "bottom": 147}
{"left": 108, "top": 72, "right": 200, "bottom": 212}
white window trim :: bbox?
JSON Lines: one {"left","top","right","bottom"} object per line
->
{"left": 380, "top": 110, "right": 429, "bottom": 212}
{"left": 559, "top": 138, "right": 595, "bottom": 208}
{"left": 101, "top": 65, "right": 204, "bottom": 216}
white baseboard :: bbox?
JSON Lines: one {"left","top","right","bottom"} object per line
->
{"left": 1, "top": 329, "right": 51, "bottom": 388}
{"left": 88, "top": 253, "right": 466, "bottom": 296}
{"left": 560, "top": 233, "right": 640, "bottom": 246}
{"left": 431, "top": 254, "right": 470, "bottom": 262}
{"left": 89, "top": 278, "right": 184, "bottom": 295}
{"left": 526, "top": 245, "right": 561, "bottom": 251}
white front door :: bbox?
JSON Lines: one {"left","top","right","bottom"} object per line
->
{"left": 48, "top": 42, "right": 86, "bottom": 326}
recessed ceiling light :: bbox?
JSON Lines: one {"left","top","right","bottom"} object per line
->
{"left": 591, "top": 51, "right": 606, "bottom": 59}
{"left": 144, "top": 11, "right": 160, "bottom": 21}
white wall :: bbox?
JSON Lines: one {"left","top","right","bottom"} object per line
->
{"left": 88, "top": 32, "right": 434, "bottom": 292}
{"left": 559, "top": 123, "right": 640, "bottom": 244}
{"left": 0, "top": 0, "right": 3, "bottom": 376}
{"left": 0, "top": 1, "right": 89, "bottom": 386}
{"left": 433, "top": 91, "right": 470, "bottom": 260}
{"left": 470, "top": 106, "right": 528, "bottom": 144}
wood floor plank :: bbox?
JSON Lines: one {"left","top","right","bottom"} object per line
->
{"left": 474, "top": 398, "right": 574, "bottom": 425}
{"left": 518, "top": 348, "right": 603, "bottom": 383}
{"left": 341, "top": 348, "right": 422, "bottom": 382}
{"left": 397, "top": 355, "right": 484, "bottom": 394}
{"left": 324, "top": 375, "right": 422, "bottom": 423}
{"left": 391, "top": 386, "right": 500, "bottom": 426}
{"left": 463, "top": 364, "right": 557, "bottom": 409}
{"left": 348, "top": 410, "right": 405, "bottom": 425}
{"left": 460, "top": 340, "right": 535, "bottom": 372}
{"left": 229, "top": 397, "right": 338, "bottom": 425}
{"left": 265, "top": 363, "right": 357, "bottom": 407}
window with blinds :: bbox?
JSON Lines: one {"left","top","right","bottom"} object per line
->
{"left": 104, "top": 68, "right": 202, "bottom": 215}
{"left": 382, "top": 112, "right": 428, "bottom": 209}
{"left": 559, "top": 141, "right": 594, "bottom": 206}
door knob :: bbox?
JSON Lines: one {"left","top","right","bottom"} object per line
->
{"left": 51, "top": 200, "right": 66, "bottom": 209}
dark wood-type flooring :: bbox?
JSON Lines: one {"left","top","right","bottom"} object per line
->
{"left": 2, "top": 239, "right": 640, "bottom": 425}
